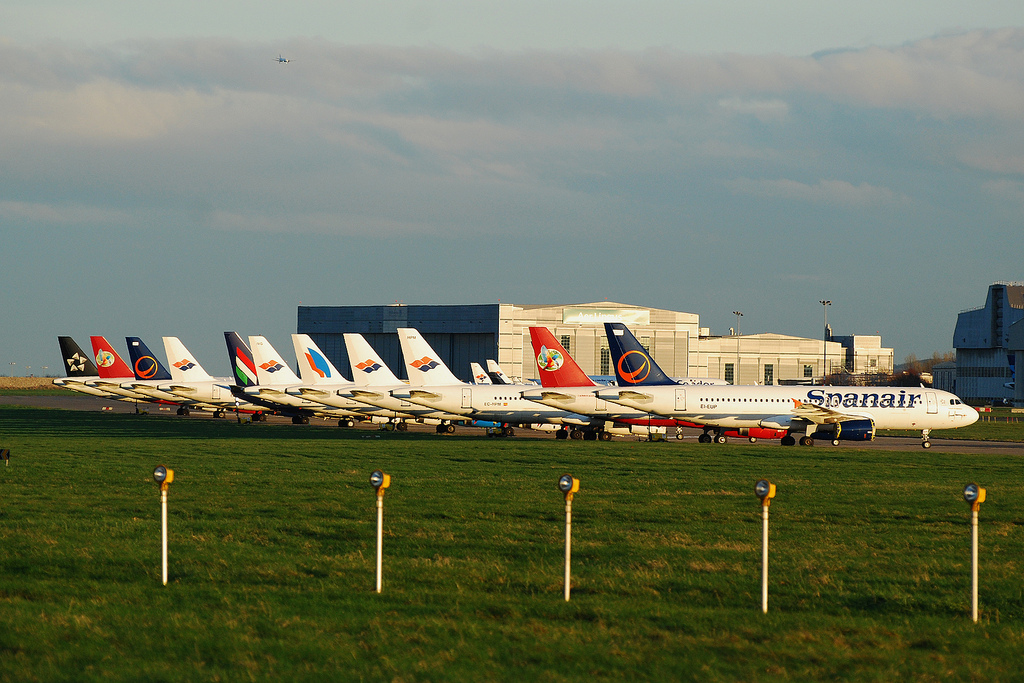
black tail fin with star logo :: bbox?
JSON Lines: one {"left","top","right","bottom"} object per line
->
{"left": 58, "top": 336, "right": 99, "bottom": 377}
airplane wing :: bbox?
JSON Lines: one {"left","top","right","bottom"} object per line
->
{"left": 791, "top": 400, "right": 869, "bottom": 425}
{"left": 408, "top": 389, "right": 443, "bottom": 400}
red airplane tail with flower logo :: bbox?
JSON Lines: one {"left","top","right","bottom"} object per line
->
{"left": 89, "top": 336, "right": 135, "bottom": 379}
{"left": 528, "top": 327, "right": 594, "bottom": 387}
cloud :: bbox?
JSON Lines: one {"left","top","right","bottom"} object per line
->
{"left": 0, "top": 200, "right": 131, "bottom": 225}
{"left": 725, "top": 178, "right": 906, "bottom": 206}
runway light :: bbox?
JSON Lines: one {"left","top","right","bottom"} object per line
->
{"left": 964, "top": 482, "right": 987, "bottom": 623}
{"left": 558, "top": 474, "right": 580, "bottom": 601}
{"left": 153, "top": 465, "right": 174, "bottom": 586}
{"left": 754, "top": 479, "right": 777, "bottom": 613}
{"left": 370, "top": 470, "right": 391, "bottom": 593}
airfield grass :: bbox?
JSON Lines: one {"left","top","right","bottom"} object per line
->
{"left": 1, "top": 407, "right": 1023, "bottom": 681}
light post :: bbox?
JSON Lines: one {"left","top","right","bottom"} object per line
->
{"left": 733, "top": 311, "right": 743, "bottom": 336}
{"left": 819, "top": 300, "right": 831, "bottom": 384}
{"left": 964, "top": 483, "right": 987, "bottom": 623}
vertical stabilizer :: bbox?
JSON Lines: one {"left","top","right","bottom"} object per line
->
{"left": 529, "top": 327, "right": 595, "bottom": 387}
{"left": 471, "top": 362, "right": 492, "bottom": 384}
{"left": 248, "top": 336, "right": 302, "bottom": 385}
{"left": 344, "top": 333, "right": 403, "bottom": 386}
{"left": 604, "top": 323, "right": 675, "bottom": 386}
{"left": 58, "top": 336, "right": 99, "bottom": 377}
{"left": 396, "top": 328, "right": 464, "bottom": 386}
{"left": 125, "top": 337, "right": 173, "bottom": 381}
{"left": 224, "top": 332, "right": 259, "bottom": 387}
{"left": 162, "top": 337, "right": 214, "bottom": 382}
{"left": 292, "top": 334, "right": 351, "bottom": 385}
{"left": 485, "top": 359, "right": 514, "bottom": 385}
{"left": 89, "top": 336, "right": 134, "bottom": 378}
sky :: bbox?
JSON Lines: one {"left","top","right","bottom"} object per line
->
{"left": 2, "top": 1, "right": 1023, "bottom": 377}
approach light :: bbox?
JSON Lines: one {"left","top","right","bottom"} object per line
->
{"left": 964, "top": 483, "right": 986, "bottom": 510}
{"left": 755, "top": 479, "right": 776, "bottom": 506}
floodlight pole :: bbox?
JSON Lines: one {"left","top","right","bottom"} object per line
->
{"left": 376, "top": 495, "right": 384, "bottom": 593}
{"left": 564, "top": 497, "right": 573, "bottom": 602}
{"left": 819, "top": 300, "right": 831, "bottom": 384}
{"left": 971, "top": 507, "right": 979, "bottom": 623}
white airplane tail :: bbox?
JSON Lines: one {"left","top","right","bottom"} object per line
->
{"left": 343, "top": 333, "right": 403, "bottom": 386}
{"left": 471, "top": 362, "right": 492, "bottom": 384}
{"left": 162, "top": 337, "right": 215, "bottom": 382}
{"left": 248, "top": 335, "right": 303, "bottom": 385}
{"left": 397, "top": 327, "right": 464, "bottom": 386}
{"left": 291, "top": 334, "right": 351, "bottom": 386}
{"left": 486, "top": 359, "right": 514, "bottom": 385}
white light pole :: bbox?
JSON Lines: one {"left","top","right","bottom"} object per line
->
{"left": 755, "top": 479, "right": 777, "bottom": 613}
{"left": 819, "top": 300, "right": 831, "bottom": 384}
{"left": 370, "top": 470, "right": 391, "bottom": 593}
{"left": 558, "top": 474, "right": 580, "bottom": 601}
{"left": 964, "top": 483, "right": 986, "bottom": 623}
{"left": 733, "top": 311, "right": 743, "bottom": 336}
{"left": 153, "top": 466, "right": 175, "bottom": 585}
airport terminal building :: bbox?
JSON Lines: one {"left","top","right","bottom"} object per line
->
{"left": 297, "top": 301, "right": 890, "bottom": 385}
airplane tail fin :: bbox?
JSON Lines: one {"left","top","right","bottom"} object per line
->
{"left": 397, "top": 328, "right": 463, "bottom": 386}
{"left": 162, "top": 337, "right": 214, "bottom": 382}
{"left": 89, "top": 336, "right": 134, "bottom": 378}
{"left": 248, "top": 336, "right": 302, "bottom": 385}
{"left": 471, "top": 362, "right": 493, "bottom": 384}
{"left": 528, "top": 327, "right": 595, "bottom": 387}
{"left": 126, "top": 337, "right": 173, "bottom": 381}
{"left": 604, "top": 323, "right": 675, "bottom": 386}
{"left": 485, "top": 359, "right": 514, "bottom": 385}
{"left": 58, "top": 336, "right": 98, "bottom": 377}
{"left": 224, "top": 332, "right": 259, "bottom": 387}
{"left": 343, "top": 333, "right": 402, "bottom": 386}
{"left": 291, "top": 334, "right": 350, "bottom": 385}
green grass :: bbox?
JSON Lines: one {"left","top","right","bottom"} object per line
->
{"left": 1, "top": 406, "right": 1023, "bottom": 681}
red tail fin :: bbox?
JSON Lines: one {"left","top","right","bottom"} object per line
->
{"left": 528, "top": 327, "right": 595, "bottom": 387}
{"left": 89, "top": 336, "right": 134, "bottom": 378}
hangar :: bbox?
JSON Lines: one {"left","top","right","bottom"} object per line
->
{"left": 297, "top": 301, "right": 888, "bottom": 386}
{"left": 953, "top": 282, "right": 1023, "bottom": 404}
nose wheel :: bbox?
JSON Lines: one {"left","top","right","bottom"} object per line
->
{"left": 921, "top": 429, "right": 932, "bottom": 449}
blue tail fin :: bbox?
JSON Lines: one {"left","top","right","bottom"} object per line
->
{"left": 224, "top": 331, "right": 259, "bottom": 387}
{"left": 125, "top": 337, "right": 173, "bottom": 381}
{"left": 604, "top": 323, "right": 675, "bottom": 386}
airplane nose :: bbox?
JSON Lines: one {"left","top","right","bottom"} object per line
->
{"left": 965, "top": 406, "right": 980, "bottom": 426}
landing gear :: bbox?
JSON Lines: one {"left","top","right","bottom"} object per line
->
{"left": 714, "top": 434, "right": 728, "bottom": 444}
{"left": 435, "top": 424, "right": 445, "bottom": 434}
{"left": 292, "top": 415, "right": 310, "bottom": 425}
{"left": 176, "top": 407, "right": 190, "bottom": 416}
{"left": 599, "top": 432, "right": 613, "bottom": 441}
{"left": 445, "top": 423, "right": 456, "bottom": 434}
{"left": 583, "top": 431, "right": 597, "bottom": 441}
{"left": 921, "top": 429, "right": 931, "bottom": 449}
{"left": 555, "top": 428, "right": 569, "bottom": 440}
{"left": 698, "top": 432, "right": 713, "bottom": 444}
{"left": 502, "top": 426, "right": 515, "bottom": 437}
{"left": 569, "top": 429, "right": 584, "bottom": 440}
{"left": 395, "top": 421, "right": 408, "bottom": 432}
{"left": 749, "top": 437, "right": 758, "bottom": 443}
{"left": 831, "top": 438, "right": 840, "bottom": 446}
{"left": 781, "top": 435, "right": 796, "bottom": 446}
{"left": 799, "top": 436, "right": 814, "bottom": 447}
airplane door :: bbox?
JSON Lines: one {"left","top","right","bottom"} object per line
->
{"left": 462, "top": 388, "right": 472, "bottom": 409}
{"left": 212, "top": 385, "right": 221, "bottom": 400}
{"left": 675, "top": 388, "right": 686, "bottom": 411}
{"left": 926, "top": 392, "right": 938, "bottom": 414}
{"left": 595, "top": 399, "right": 607, "bottom": 412}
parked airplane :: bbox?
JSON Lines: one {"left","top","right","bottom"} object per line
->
{"left": 604, "top": 322, "right": 725, "bottom": 386}
{"left": 235, "top": 334, "right": 362, "bottom": 423}
{"left": 157, "top": 336, "right": 263, "bottom": 417}
{"left": 122, "top": 337, "right": 217, "bottom": 413}
{"left": 597, "top": 325, "right": 978, "bottom": 447}
{"left": 485, "top": 360, "right": 515, "bottom": 385}
{"left": 390, "top": 328, "right": 598, "bottom": 436}
{"left": 86, "top": 336, "right": 168, "bottom": 404}
{"left": 335, "top": 332, "right": 468, "bottom": 432}
{"left": 52, "top": 336, "right": 133, "bottom": 400}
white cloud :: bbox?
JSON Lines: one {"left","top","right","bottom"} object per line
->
{"left": 0, "top": 200, "right": 131, "bottom": 225}
{"left": 725, "top": 178, "right": 906, "bottom": 206}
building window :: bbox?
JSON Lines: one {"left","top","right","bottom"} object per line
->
{"left": 764, "top": 364, "right": 774, "bottom": 385}
{"left": 600, "top": 345, "right": 610, "bottom": 375}
{"left": 724, "top": 363, "right": 734, "bottom": 385}
{"left": 560, "top": 335, "right": 571, "bottom": 354}
{"left": 804, "top": 365, "right": 813, "bottom": 378}
{"left": 640, "top": 336, "right": 651, "bottom": 352}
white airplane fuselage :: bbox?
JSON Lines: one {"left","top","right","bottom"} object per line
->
{"left": 392, "top": 385, "right": 593, "bottom": 426}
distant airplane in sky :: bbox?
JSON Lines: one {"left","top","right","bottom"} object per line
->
{"left": 275, "top": 54, "right": 290, "bottom": 63}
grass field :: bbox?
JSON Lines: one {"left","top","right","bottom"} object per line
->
{"left": 1, "top": 405, "right": 1023, "bottom": 681}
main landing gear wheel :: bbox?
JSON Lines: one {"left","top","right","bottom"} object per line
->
{"left": 435, "top": 425, "right": 445, "bottom": 434}
{"left": 502, "top": 426, "right": 515, "bottom": 437}
{"left": 396, "top": 422, "right": 408, "bottom": 432}
{"left": 799, "top": 436, "right": 814, "bottom": 447}
{"left": 555, "top": 429, "right": 568, "bottom": 440}
{"left": 569, "top": 430, "right": 584, "bottom": 440}
{"left": 781, "top": 435, "right": 796, "bottom": 446}
{"left": 715, "top": 434, "right": 728, "bottom": 444}
{"left": 599, "top": 432, "right": 613, "bottom": 441}
{"left": 698, "top": 433, "right": 712, "bottom": 444}
{"left": 445, "top": 424, "right": 456, "bottom": 434}
{"left": 583, "top": 431, "right": 597, "bottom": 441}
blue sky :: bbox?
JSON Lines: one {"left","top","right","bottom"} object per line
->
{"left": 2, "top": 2, "right": 1023, "bottom": 376}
